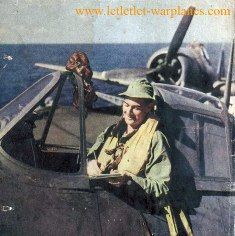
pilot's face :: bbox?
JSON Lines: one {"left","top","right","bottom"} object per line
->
{"left": 122, "top": 97, "right": 152, "bottom": 129}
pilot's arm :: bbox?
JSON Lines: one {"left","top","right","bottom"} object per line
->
{"left": 126, "top": 130, "right": 171, "bottom": 199}
{"left": 87, "top": 125, "right": 114, "bottom": 175}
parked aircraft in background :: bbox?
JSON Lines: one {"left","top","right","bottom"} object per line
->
{"left": 35, "top": 5, "right": 229, "bottom": 95}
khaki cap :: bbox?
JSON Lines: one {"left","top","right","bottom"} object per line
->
{"left": 119, "top": 79, "right": 154, "bottom": 100}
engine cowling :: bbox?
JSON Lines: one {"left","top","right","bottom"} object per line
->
{"left": 146, "top": 47, "right": 215, "bottom": 93}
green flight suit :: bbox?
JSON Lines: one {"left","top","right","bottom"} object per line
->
{"left": 88, "top": 121, "right": 194, "bottom": 236}
{"left": 87, "top": 120, "right": 171, "bottom": 203}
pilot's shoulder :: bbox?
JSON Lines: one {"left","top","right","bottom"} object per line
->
{"left": 152, "top": 129, "right": 170, "bottom": 147}
{"left": 153, "top": 129, "right": 166, "bottom": 140}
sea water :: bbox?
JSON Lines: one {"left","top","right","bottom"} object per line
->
{"left": 0, "top": 43, "right": 230, "bottom": 108}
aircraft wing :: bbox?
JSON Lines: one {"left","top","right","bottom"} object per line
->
{"left": 34, "top": 63, "right": 106, "bottom": 81}
{"left": 96, "top": 92, "right": 123, "bottom": 106}
{"left": 34, "top": 63, "right": 149, "bottom": 86}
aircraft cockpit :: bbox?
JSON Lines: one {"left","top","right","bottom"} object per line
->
{"left": 0, "top": 71, "right": 234, "bottom": 235}
{"left": 0, "top": 71, "right": 231, "bottom": 178}
{"left": 0, "top": 72, "right": 82, "bottom": 172}
{"left": 0, "top": 71, "right": 120, "bottom": 175}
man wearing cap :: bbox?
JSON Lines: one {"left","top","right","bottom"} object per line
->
{"left": 87, "top": 79, "right": 171, "bottom": 212}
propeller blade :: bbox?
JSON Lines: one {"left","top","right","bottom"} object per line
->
{"left": 165, "top": 6, "right": 195, "bottom": 64}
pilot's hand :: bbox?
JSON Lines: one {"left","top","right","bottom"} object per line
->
{"left": 119, "top": 170, "right": 135, "bottom": 178}
{"left": 108, "top": 170, "right": 133, "bottom": 186}
{"left": 87, "top": 160, "right": 102, "bottom": 176}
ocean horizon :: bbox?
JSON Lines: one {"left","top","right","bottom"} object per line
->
{"left": 0, "top": 43, "right": 231, "bottom": 108}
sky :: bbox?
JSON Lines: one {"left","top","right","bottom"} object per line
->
{"left": 0, "top": 0, "right": 234, "bottom": 44}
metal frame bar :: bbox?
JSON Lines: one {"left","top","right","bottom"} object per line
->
{"left": 74, "top": 74, "right": 87, "bottom": 175}
{"left": 40, "top": 73, "right": 67, "bottom": 146}
{"left": 224, "top": 39, "right": 234, "bottom": 107}
{"left": 39, "top": 72, "right": 87, "bottom": 175}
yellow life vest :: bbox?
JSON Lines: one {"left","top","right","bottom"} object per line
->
{"left": 97, "top": 115, "right": 158, "bottom": 175}
{"left": 97, "top": 116, "right": 194, "bottom": 236}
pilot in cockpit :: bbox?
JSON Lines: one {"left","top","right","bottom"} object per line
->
{"left": 85, "top": 79, "right": 194, "bottom": 236}
{"left": 87, "top": 79, "right": 171, "bottom": 207}
{"left": 65, "top": 52, "right": 193, "bottom": 235}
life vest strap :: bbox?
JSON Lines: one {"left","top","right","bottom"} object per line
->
{"left": 164, "top": 205, "right": 194, "bottom": 236}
